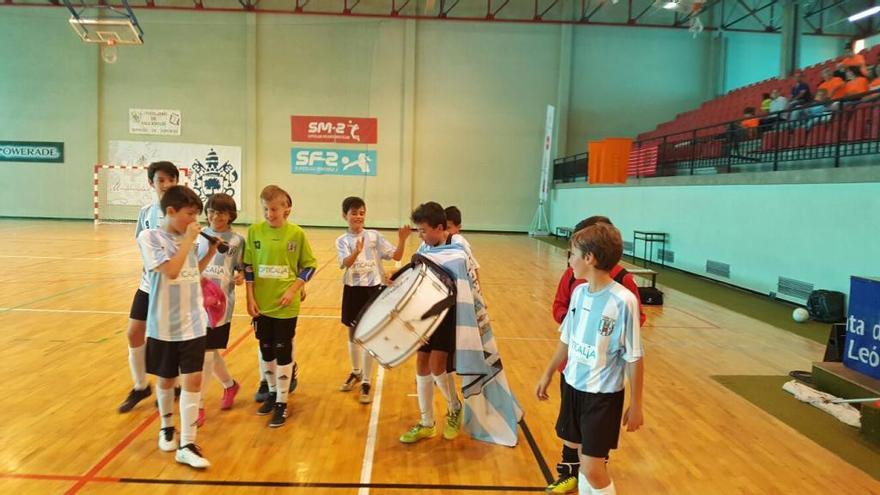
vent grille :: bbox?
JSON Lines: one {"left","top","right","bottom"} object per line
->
{"left": 657, "top": 248, "right": 674, "bottom": 263}
{"left": 706, "top": 260, "right": 730, "bottom": 278}
{"left": 777, "top": 277, "right": 814, "bottom": 300}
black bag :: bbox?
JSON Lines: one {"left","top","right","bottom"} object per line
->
{"left": 638, "top": 286, "right": 664, "bottom": 306}
{"left": 823, "top": 323, "right": 847, "bottom": 362}
{"left": 806, "top": 290, "right": 846, "bottom": 323}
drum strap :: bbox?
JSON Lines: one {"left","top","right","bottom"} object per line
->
{"left": 421, "top": 294, "right": 457, "bottom": 321}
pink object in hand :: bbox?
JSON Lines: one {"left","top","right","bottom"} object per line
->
{"left": 201, "top": 277, "right": 227, "bottom": 328}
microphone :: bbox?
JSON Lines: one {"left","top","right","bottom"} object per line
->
{"left": 200, "top": 231, "right": 230, "bottom": 254}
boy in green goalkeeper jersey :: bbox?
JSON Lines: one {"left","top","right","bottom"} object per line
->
{"left": 244, "top": 185, "right": 318, "bottom": 428}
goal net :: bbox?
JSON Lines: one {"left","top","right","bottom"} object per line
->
{"left": 93, "top": 164, "right": 189, "bottom": 224}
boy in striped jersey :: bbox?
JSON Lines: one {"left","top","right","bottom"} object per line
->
{"left": 119, "top": 161, "right": 180, "bottom": 413}
{"left": 536, "top": 223, "right": 644, "bottom": 495}
{"left": 137, "top": 185, "right": 216, "bottom": 469}
{"left": 335, "top": 196, "right": 411, "bottom": 403}
{"left": 195, "top": 193, "right": 245, "bottom": 425}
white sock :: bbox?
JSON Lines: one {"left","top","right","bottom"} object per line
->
{"left": 433, "top": 372, "right": 462, "bottom": 412}
{"left": 128, "top": 345, "right": 147, "bottom": 390}
{"left": 157, "top": 387, "right": 175, "bottom": 429}
{"left": 580, "top": 472, "right": 615, "bottom": 495}
{"left": 200, "top": 351, "right": 215, "bottom": 408}
{"left": 179, "top": 390, "right": 200, "bottom": 447}
{"left": 362, "top": 353, "right": 375, "bottom": 384}
{"left": 258, "top": 348, "right": 268, "bottom": 382}
{"left": 264, "top": 359, "right": 277, "bottom": 393}
{"left": 348, "top": 340, "right": 363, "bottom": 375}
{"left": 275, "top": 363, "right": 294, "bottom": 404}
{"left": 212, "top": 351, "right": 234, "bottom": 388}
{"left": 416, "top": 374, "right": 434, "bottom": 427}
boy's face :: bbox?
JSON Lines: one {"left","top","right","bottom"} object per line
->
{"left": 166, "top": 206, "right": 200, "bottom": 235}
{"left": 446, "top": 220, "right": 461, "bottom": 235}
{"left": 344, "top": 206, "right": 366, "bottom": 231}
{"left": 150, "top": 171, "right": 178, "bottom": 200}
{"left": 262, "top": 197, "right": 290, "bottom": 228}
{"left": 416, "top": 221, "right": 445, "bottom": 247}
{"left": 207, "top": 208, "right": 231, "bottom": 231}
{"left": 569, "top": 246, "right": 595, "bottom": 280}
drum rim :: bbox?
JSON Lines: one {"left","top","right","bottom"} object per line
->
{"left": 354, "top": 264, "right": 429, "bottom": 341}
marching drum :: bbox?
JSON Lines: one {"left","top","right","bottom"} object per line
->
{"left": 353, "top": 258, "right": 456, "bottom": 368}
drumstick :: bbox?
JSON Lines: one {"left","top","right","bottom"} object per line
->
{"left": 827, "top": 397, "right": 880, "bottom": 406}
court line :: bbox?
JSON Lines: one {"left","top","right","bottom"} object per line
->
{"left": 0, "top": 283, "right": 94, "bottom": 315}
{"left": 357, "top": 367, "right": 385, "bottom": 495}
{"left": 0, "top": 307, "right": 340, "bottom": 320}
{"left": 519, "top": 419, "right": 554, "bottom": 484}
{"left": 63, "top": 326, "right": 255, "bottom": 495}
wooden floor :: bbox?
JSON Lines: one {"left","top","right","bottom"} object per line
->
{"left": 0, "top": 219, "right": 877, "bottom": 495}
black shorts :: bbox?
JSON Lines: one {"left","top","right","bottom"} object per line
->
{"left": 555, "top": 379, "right": 625, "bottom": 458}
{"left": 205, "top": 322, "right": 231, "bottom": 350}
{"left": 146, "top": 336, "right": 207, "bottom": 379}
{"left": 129, "top": 289, "right": 149, "bottom": 321}
{"left": 253, "top": 315, "right": 298, "bottom": 342}
{"left": 419, "top": 307, "right": 456, "bottom": 354}
{"left": 341, "top": 285, "right": 383, "bottom": 328}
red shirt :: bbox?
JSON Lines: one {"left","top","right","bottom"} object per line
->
{"left": 552, "top": 265, "right": 647, "bottom": 372}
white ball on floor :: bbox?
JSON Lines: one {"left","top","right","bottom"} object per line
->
{"left": 792, "top": 307, "right": 810, "bottom": 323}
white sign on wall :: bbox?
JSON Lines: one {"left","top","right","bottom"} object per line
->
{"left": 129, "top": 109, "right": 182, "bottom": 136}
{"left": 109, "top": 140, "right": 242, "bottom": 208}
{"left": 107, "top": 168, "right": 156, "bottom": 206}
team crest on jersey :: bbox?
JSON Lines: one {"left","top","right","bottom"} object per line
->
{"left": 287, "top": 241, "right": 297, "bottom": 252}
{"left": 254, "top": 241, "right": 261, "bottom": 249}
{"left": 599, "top": 316, "right": 615, "bottom": 336}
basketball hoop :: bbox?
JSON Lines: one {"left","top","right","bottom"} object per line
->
{"left": 62, "top": 0, "right": 143, "bottom": 64}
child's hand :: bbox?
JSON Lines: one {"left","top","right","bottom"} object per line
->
{"left": 623, "top": 405, "right": 643, "bottom": 432}
{"left": 535, "top": 374, "right": 552, "bottom": 401}
{"left": 355, "top": 236, "right": 364, "bottom": 254}
{"left": 398, "top": 225, "right": 412, "bottom": 240}
{"left": 300, "top": 287, "right": 307, "bottom": 302}
{"left": 184, "top": 222, "right": 202, "bottom": 241}
{"left": 234, "top": 272, "right": 245, "bottom": 286}
{"left": 279, "top": 286, "right": 298, "bottom": 306}
{"left": 247, "top": 298, "right": 261, "bottom": 318}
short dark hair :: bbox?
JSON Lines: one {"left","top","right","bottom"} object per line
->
{"left": 744, "top": 106, "right": 756, "bottom": 115}
{"left": 161, "top": 185, "right": 203, "bottom": 214}
{"left": 147, "top": 161, "right": 179, "bottom": 183}
{"left": 206, "top": 193, "right": 237, "bottom": 223}
{"left": 571, "top": 223, "right": 623, "bottom": 272}
{"left": 342, "top": 196, "right": 366, "bottom": 214}
{"left": 260, "top": 185, "right": 292, "bottom": 207}
{"left": 411, "top": 202, "right": 446, "bottom": 229}
{"left": 574, "top": 215, "right": 612, "bottom": 232}
{"left": 444, "top": 206, "right": 462, "bottom": 226}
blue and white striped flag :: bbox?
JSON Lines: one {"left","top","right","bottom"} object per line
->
{"left": 420, "top": 245, "right": 523, "bottom": 447}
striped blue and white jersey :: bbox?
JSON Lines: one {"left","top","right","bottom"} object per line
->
{"left": 561, "top": 281, "right": 643, "bottom": 393}
{"left": 135, "top": 203, "right": 164, "bottom": 293}
{"left": 196, "top": 227, "right": 245, "bottom": 327}
{"left": 336, "top": 229, "right": 396, "bottom": 287}
{"left": 137, "top": 229, "right": 208, "bottom": 342}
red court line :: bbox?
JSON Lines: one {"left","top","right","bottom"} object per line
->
{"left": 0, "top": 473, "right": 119, "bottom": 482}
{"left": 63, "top": 328, "right": 254, "bottom": 495}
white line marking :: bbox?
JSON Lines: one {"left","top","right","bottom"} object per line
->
{"left": 358, "top": 367, "right": 385, "bottom": 495}
{"left": 0, "top": 308, "right": 340, "bottom": 319}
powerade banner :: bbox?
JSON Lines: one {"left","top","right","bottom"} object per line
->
{"left": 844, "top": 276, "right": 880, "bottom": 380}
{"left": 291, "top": 148, "right": 377, "bottom": 176}
{"left": 0, "top": 141, "right": 64, "bottom": 163}
{"left": 291, "top": 116, "right": 378, "bottom": 144}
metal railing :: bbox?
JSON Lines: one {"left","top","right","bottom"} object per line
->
{"left": 553, "top": 92, "right": 880, "bottom": 182}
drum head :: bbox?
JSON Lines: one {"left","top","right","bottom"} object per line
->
{"left": 354, "top": 266, "right": 421, "bottom": 339}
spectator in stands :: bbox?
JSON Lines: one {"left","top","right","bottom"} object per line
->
{"left": 842, "top": 42, "right": 869, "bottom": 77}
{"left": 864, "top": 66, "right": 880, "bottom": 100}
{"left": 759, "top": 89, "right": 788, "bottom": 128}
{"left": 760, "top": 93, "right": 772, "bottom": 113}
{"left": 818, "top": 68, "right": 845, "bottom": 100}
{"left": 843, "top": 66, "right": 870, "bottom": 97}
{"left": 723, "top": 107, "right": 760, "bottom": 161}
{"left": 791, "top": 89, "right": 837, "bottom": 129}
{"left": 790, "top": 71, "right": 812, "bottom": 107}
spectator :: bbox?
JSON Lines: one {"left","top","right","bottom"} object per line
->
{"left": 760, "top": 93, "right": 772, "bottom": 113}
{"left": 843, "top": 66, "right": 869, "bottom": 97}
{"left": 791, "top": 89, "right": 837, "bottom": 129}
{"left": 818, "top": 68, "right": 845, "bottom": 100}
{"left": 841, "top": 43, "right": 869, "bottom": 77}
{"left": 790, "top": 71, "right": 812, "bottom": 107}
